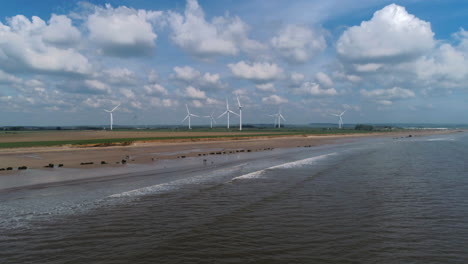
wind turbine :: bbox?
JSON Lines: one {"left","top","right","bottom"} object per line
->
{"left": 182, "top": 104, "right": 199, "bottom": 129}
{"left": 104, "top": 103, "right": 120, "bottom": 130}
{"left": 217, "top": 98, "right": 239, "bottom": 129}
{"left": 331, "top": 110, "right": 347, "bottom": 129}
{"left": 269, "top": 108, "right": 285, "bottom": 128}
{"left": 204, "top": 111, "right": 217, "bottom": 129}
{"left": 237, "top": 95, "right": 243, "bottom": 131}
{"left": 268, "top": 113, "right": 278, "bottom": 128}
{"left": 277, "top": 108, "right": 286, "bottom": 128}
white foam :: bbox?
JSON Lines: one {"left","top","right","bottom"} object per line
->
{"left": 108, "top": 164, "right": 246, "bottom": 199}
{"left": 109, "top": 153, "right": 337, "bottom": 198}
{"left": 269, "top": 153, "right": 336, "bottom": 169}
{"left": 108, "top": 173, "right": 217, "bottom": 198}
{"left": 231, "top": 170, "right": 265, "bottom": 180}
{"left": 108, "top": 183, "right": 178, "bottom": 198}
{"left": 232, "top": 153, "right": 336, "bottom": 181}
{"left": 425, "top": 137, "right": 455, "bottom": 141}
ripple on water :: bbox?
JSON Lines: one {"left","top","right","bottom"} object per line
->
{"left": 2, "top": 134, "right": 468, "bottom": 263}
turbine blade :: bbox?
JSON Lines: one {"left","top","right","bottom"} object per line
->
{"left": 280, "top": 114, "right": 286, "bottom": 121}
{"left": 212, "top": 118, "right": 217, "bottom": 124}
{"left": 217, "top": 111, "right": 227, "bottom": 119}
{"left": 191, "top": 114, "right": 200, "bottom": 117}
{"left": 111, "top": 103, "right": 121, "bottom": 112}
{"left": 237, "top": 96, "right": 241, "bottom": 107}
{"left": 104, "top": 109, "right": 111, "bottom": 113}
{"left": 186, "top": 104, "right": 190, "bottom": 114}
{"left": 181, "top": 115, "right": 189, "bottom": 123}
{"left": 229, "top": 110, "right": 239, "bottom": 116}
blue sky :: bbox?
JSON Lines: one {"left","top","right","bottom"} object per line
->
{"left": 0, "top": 0, "right": 468, "bottom": 126}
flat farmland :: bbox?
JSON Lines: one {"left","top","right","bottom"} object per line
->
{"left": 0, "top": 130, "right": 280, "bottom": 143}
{"left": 0, "top": 129, "right": 294, "bottom": 148}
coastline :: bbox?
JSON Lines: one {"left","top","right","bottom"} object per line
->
{"left": 0, "top": 129, "right": 459, "bottom": 175}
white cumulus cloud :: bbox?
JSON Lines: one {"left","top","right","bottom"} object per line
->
{"left": 172, "top": 66, "right": 225, "bottom": 90}
{"left": 294, "top": 82, "right": 337, "bottom": 96}
{"left": 87, "top": 4, "right": 163, "bottom": 57}
{"left": 228, "top": 61, "right": 283, "bottom": 82}
{"left": 272, "top": 24, "right": 326, "bottom": 63}
{"left": 184, "top": 85, "right": 206, "bottom": 99}
{"left": 84, "top": 79, "right": 111, "bottom": 94}
{"left": 167, "top": 0, "right": 264, "bottom": 59}
{"left": 262, "top": 94, "right": 288, "bottom": 105}
{"left": 144, "top": 83, "right": 168, "bottom": 96}
{"left": 173, "top": 66, "right": 201, "bottom": 81}
{"left": 103, "top": 68, "right": 137, "bottom": 85}
{"left": 360, "top": 87, "right": 415, "bottom": 104}
{"left": 0, "top": 70, "right": 21, "bottom": 84}
{"left": 0, "top": 14, "right": 91, "bottom": 74}
{"left": 315, "top": 72, "right": 334, "bottom": 88}
{"left": 256, "top": 83, "right": 276, "bottom": 92}
{"left": 42, "top": 14, "right": 81, "bottom": 47}
{"left": 337, "top": 4, "right": 434, "bottom": 63}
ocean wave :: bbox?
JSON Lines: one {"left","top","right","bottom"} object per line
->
{"left": 232, "top": 153, "right": 337, "bottom": 181}
{"left": 108, "top": 164, "right": 246, "bottom": 199}
{"left": 231, "top": 170, "right": 265, "bottom": 180}
{"left": 425, "top": 137, "right": 455, "bottom": 142}
{"left": 108, "top": 183, "right": 178, "bottom": 198}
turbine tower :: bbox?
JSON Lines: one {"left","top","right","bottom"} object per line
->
{"left": 104, "top": 103, "right": 120, "bottom": 130}
{"left": 332, "top": 110, "right": 347, "bottom": 129}
{"left": 277, "top": 108, "right": 285, "bottom": 128}
{"left": 204, "top": 111, "right": 217, "bottom": 129}
{"left": 268, "top": 113, "right": 278, "bottom": 128}
{"left": 237, "top": 95, "right": 243, "bottom": 131}
{"left": 182, "top": 104, "right": 199, "bottom": 129}
{"left": 269, "top": 108, "right": 285, "bottom": 128}
{"left": 217, "top": 98, "right": 239, "bottom": 129}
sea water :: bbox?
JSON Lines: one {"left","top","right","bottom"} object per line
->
{"left": 1, "top": 132, "right": 468, "bottom": 263}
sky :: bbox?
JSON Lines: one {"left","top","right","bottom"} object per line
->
{"left": 1, "top": 0, "right": 468, "bottom": 126}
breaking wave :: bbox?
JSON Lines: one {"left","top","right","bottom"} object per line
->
{"left": 232, "top": 153, "right": 337, "bottom": 180}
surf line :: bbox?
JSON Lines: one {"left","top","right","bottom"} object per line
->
{"left": 107, "top": 153, "right": 338, "bottom": 199}
{"left": 107, "top": 163, "right": 247, "bottom": 199}
{"left": 231, "top": 152, "right": 337, "bottom": 181}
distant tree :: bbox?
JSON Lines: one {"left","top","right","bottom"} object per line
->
{"left": 355, "top": 124, "right": 374, "bottom": 131}
{"left": 56, "top": 126, "right": 62, "bottom": 130}
{"left": 9, "top": 126, "right": 24, "bottom": 131}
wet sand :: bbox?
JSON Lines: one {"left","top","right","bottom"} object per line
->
{"left": 0, "top": 129, "right": 458, "bottom": 174}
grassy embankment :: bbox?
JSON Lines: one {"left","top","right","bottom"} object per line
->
{"left": 0, "top": 128, "right": 381, "bottom": 149}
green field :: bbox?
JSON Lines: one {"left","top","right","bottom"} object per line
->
{"left": 0, "top": 128, "right": 382, "bottom": 149}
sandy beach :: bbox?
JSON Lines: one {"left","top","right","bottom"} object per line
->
{"left": 0, "top": 129, "right": 458, "bottom": 173}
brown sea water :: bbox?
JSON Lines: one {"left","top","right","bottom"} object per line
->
{"left": 1, "top": 133, "right": 468, "bottom": 263}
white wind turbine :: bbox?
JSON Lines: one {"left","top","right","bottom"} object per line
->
{"left": 237, "top": 95, "right": 243, "bottom": 131}
{"left": 104, "top": 103, "right": 120, "bottom": 131}
{"left": 204, "top": 111, "right": 217, "bottom": 129}
{"left": 182, "top": 104, "right": 199, "bottom": 129}
{"left": 268, "top": 113, "right": 278, "bottom": 128}
{"left": 331, "top": 110, "right": 347, "bottom": 129}
{"left": 217, "top": 98, "right": 239, "bottom": 129}
{"left": 269, "top": 108, "right": 285, "bottom": 128}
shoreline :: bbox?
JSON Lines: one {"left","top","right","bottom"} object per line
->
{"left": 0, "top": 129, "right": 461, "bottom": 174}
